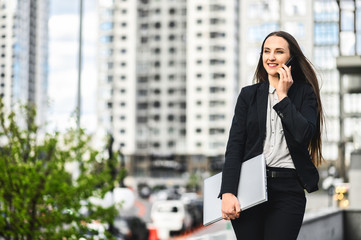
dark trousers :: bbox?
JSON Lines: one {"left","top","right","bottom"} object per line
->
{"left": 231, "top": 167, "right": 306, "bottom": 240}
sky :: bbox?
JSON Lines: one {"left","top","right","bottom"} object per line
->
{"left": 47, "top": 0, "right": 97, "bottom": 133}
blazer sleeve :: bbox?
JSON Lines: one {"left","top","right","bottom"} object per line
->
{"left": 273, "top": 84, "right": 318, "bottom": 145}
{"left": 219, "top": 88, "right": 249, "bottom": 197}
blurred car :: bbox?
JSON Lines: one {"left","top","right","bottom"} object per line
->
{"left": 185, "top": 199, "right": 203, "bottom": 228}
{"left": 151, "top": 200, "right": 192, "bottom": 235}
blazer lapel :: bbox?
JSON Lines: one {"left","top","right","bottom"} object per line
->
{"left": 256, "top": 82, "right": 269, "bottom": 139}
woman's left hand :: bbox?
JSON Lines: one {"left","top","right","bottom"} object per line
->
{"left": 276, "top": 64, "right": 293, "bottom": 100}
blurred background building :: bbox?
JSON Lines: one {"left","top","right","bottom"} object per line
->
{"left": 95, "top": 0, "right": 361, "bottom": 180}
{"left": 96, "top": 0, "right": 240, "bottom": 177}
{"left": 0, "top": 0, "right": 49, "bottom": 126}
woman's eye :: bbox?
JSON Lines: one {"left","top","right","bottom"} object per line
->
{"left": 264, "top": 50, "right": 270, "bottom": 53}
{"left": 277, "top": 51, "right": 284, "bottom": 54}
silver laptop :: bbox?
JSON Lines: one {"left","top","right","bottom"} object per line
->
{"left": 203, "top": 154, "right": 267, "bottom": 226}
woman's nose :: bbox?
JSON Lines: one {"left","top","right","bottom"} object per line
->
{"left": 269, "top": 53, "right": 276, "bottom": 60}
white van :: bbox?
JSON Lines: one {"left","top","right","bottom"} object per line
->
{"left": 150, "top": 200, "right": 192, "bottom": 235}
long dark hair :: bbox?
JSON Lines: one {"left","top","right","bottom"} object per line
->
{"left": 254, "top": 31, "right": 324, "bottom": 167}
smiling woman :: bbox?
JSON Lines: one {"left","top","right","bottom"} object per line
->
{"left": 219, "top": 31, "right": 325, "bottom": 240}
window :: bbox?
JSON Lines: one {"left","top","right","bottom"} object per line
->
{"left": 169, "top": 21, "right": 176, "bottom": 28}
{"left": 153, "top": 101, "right": 161, "bottom": 108}
{"left": 169, "top": 47, "right": 176, "bottom": 54}
{"left": 285, "top": 0, "right": 306, "bottom": 16}
{"left": 101, "top": 35, "right": 113, "bottom": 43}
{"left": 138, "top": 102, "right": 148, "bottom": 109}
{"left": 212, "top": 73, "right": 226, "bottom": 79}
{"left": 168, "top": 74, "right": 175, "bottom": 81}
{"left": 211, "top": 45, "right": 226, "bottom": 52}
{"left": 169, "top": 8, "right": 176, "bottom": 14}
{"left": 180, "top": 115, "right": 186, "bottom": 123}
{"left": 210, "top": 4, "right": 225, "bottom": 11}
{"left": 153, "top": 48, "right": 161, "bottom": 54}
{"left": 210, "top": 59, "right": 225, "bottom": 65}
{"left": 247, "top": 23, "right": 279, "bottom": 42}
{"left": 314, "top": 23, "right": 338, "bottom": 45}
{"left": 209, "top": 114, "right": 225, "bottom": 121}
{"left": 169, "top": 34, "right": 176, "bottom": 41}
{"left": 210, "top": 18, "right": 225, "bottom": 25}
{"left": 209, "top": 128, "right": 225, "bottom": 135}
{"left": 137, "top": 116, "right": 147, "bottom": 123}
{"left": 100, "top": 22, "right": 113, "bottom": 30}
{"left": 285, "top": 22, "right": 305, "bottom": 39}
{"left": 210, "top": 32, "right": 225, "bottom": 39}
{"left": 141, "top": 36, "right": 148, "bottom": 43}
{"left": 138, "top": 76, "right": 148, "bottom": 83}
{"left": 138, "top": 89, "right": 147, "bottom": 96}
{"left": 210, "top": 87, "right": 225, "bottom": 93}
{"left": 154, "top": 22, "right": 161, "bottom": 29}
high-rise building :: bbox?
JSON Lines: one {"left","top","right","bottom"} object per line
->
{"left": 0, "top": 0, "right": 48, "bottom": 125}
{"left": 97, "top": 0, "right": 239, "bottom": 177}
{"left": 313, "top": 0, "right": 340, "bottom": 162}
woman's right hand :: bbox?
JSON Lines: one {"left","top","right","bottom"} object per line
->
{"left": 221, "top": 193, "right": 241, "bottom": 220}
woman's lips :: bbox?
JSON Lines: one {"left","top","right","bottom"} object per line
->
{"left": 267, "top": 63, "right": 278, "bottom": 68}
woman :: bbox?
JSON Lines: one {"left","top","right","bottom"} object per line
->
{"left": 219, "top": 31, "right": 324, "bottom": 240}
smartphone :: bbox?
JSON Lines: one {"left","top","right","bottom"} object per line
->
{"left": 278, "top": 56, "right": 294, "bottom": 79}
{"left": 284, "top": 56, "right": 294, "bottom": 67}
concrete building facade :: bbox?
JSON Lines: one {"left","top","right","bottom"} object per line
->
{"left": 97, "top": 0, "right": 239, "bottom": 177}
{"left": 0, "top": 0, "right": 48, "bottom": 126}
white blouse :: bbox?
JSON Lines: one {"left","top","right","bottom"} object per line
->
{"left": 263, "top": 85, "right": 295, "bottom": 169}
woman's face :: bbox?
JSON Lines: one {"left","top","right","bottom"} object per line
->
{"left": 262, "top": 36, "right": 291, "bottom": 78}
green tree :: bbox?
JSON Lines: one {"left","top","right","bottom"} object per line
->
{"left": 0, "top": 101, "right": 126, "bottom": 239}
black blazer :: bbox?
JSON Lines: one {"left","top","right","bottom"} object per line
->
{"left": 220, "top": 81, "right": 319, "bottom": 197}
